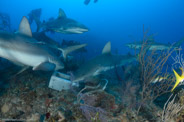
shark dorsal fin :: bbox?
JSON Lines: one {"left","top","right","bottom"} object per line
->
{"left": 19, "top": 16, "right": 32, "bottom": 37}
{"left": 58, "top": 8, "right": 66, "bottom": 18}
{"left": 147, "top": 35, "right": 154, "bottom": 42}
{"left": 102, "top": 41, "right": 111, "bottom": 54}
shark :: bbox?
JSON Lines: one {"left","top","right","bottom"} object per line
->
{"left": 0, "top": 16, "right": 86, "bottom": 71}
{"left": 29, "top": 8, "right": 88, "bottom": 34}
{"left": 126, "top": 38, "right": 184, "bottom": 51}
{"left": 72, "top": 41, "right": 136, "bottom": 82}
{"left": 84, "top": 0, "right": 98, "bottom": 5}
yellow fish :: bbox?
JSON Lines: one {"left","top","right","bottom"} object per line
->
{"left": 171, "top": 68, "right": 184, "bottom": 92}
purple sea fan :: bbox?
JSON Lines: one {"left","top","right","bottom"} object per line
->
{"left": 80, "top": 105, "right": 108, "bottom": 122}
{"left": 80, "top": 93, "right": 98, "bottom": 106}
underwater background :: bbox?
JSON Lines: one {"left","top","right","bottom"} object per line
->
{"left": 0, "top": 0, "right": 184, "bottom": 121}
{"left": 1, "top": 0, "right": 184, "bottom": 57}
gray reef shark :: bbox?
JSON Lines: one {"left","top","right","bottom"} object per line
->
{"left": 72, "top": 41, "right": 136, "bottom": 82}
{"left": 29, "top": 8, "right": 88, "bottom": 34}
{"left": 84, "top": 0, "right": 98, "bottom": 5}
{"left": 0, "top": 16, "right": 86, "bottom": 71}
{"left": 126, "top": 38, "right": 184, "bottom": 51}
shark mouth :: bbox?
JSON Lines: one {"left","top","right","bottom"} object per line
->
{"left": 65, "top": 28, "right": 88, "bottom": 34}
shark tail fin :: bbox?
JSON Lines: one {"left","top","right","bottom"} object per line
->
{"left": 171, "top": 68, "right": 184, "bottom": 92}
{"left": 34, "top": 15, "right": 42, "bottom": 32}
{"left": 173, "top": 38, "right": 184, "bottom": 50}
{"left": 59, "top": 44, "right": 87, "bottom": 60}
{"left": 28, "top": 8, "right": 42, "bottom": 32}
{"left": 84, "top": 0, "right": 91, "bottom": 5}
{"left": 31, "top": 12, "right": 42, "bottom": 32}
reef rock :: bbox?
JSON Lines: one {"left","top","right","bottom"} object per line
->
{"left": 1, "top": 103, "right": 12, "bottom": 114}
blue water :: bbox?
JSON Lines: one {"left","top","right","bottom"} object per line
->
{"left": 0, "top": 0, "right": 184, "bottom": 57}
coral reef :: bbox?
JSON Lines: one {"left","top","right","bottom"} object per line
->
{"left": 0, "top": 33, "right": 184, "bottom": 122}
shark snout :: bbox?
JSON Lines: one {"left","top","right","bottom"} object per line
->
{"left": 73, "top": 23, "right": 89, "bottom": 33}
{"left": 65, "top": 27, "right": 88, "bottom": 34}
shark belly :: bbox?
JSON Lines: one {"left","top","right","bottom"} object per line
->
{"left": 0, "top": 47, "right": 47, "bottom": 67}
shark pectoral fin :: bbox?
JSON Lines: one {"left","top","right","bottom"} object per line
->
{"left": 171, "top": 69, "right": 184, "bottom": 92}
{"left": 93, "top": 69, "right": 100, "bottom": 76}
{"left": 59, "top": 44, "right": 87, "bottom": 60}
{"left": 19, "top": 16, "right": 32, "bottom": 37}
{"left": 11, "top": 66, "right": 30, "bottom": 78}
{"left": 173, "top": 38, "right": 184, "bottom": 48}
{"left": 16, "top": 66, "right": 30, "bottom": 75}
{"left": 33, "top": 62, "right": 56, "bottom": 71}
{"left": 102, "top": 41, "right": 111, "bottom": 54}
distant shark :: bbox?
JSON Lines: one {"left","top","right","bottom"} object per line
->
{"left": 84, "top": 0, "right": 98, "bottom": 5}
{"left": 28, "top": 8, "right": 88, "bottom": 34}
{"left": 126, "top": 38, "right": 184, "bottom": 51}
{"left": 0, "top": 16, "right": 86, "bottom": 71}
{"left": 72, "top": 42, "right": 136, "bottom": 82}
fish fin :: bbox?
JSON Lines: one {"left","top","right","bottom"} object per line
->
{"left": 28, "top": 8, "right": 41, "bottom": 23}
{"left": 180, "top": 67, "right": 184, "bottom": 76}
{"left": 28, "top": 9, "right": 42, "bottom": 32}
{"left": 84, "top": 0, "right": 90, "bottom": 5}
{"left": 59, "top": 44, "right": 87, "bottom": 60}
{"left": 33, "top": 62, "right": 56, "bottom": 71}
{"left": 35, "top": 17, "right": 42, "bottom": 32}
{"left": 58, "top": 8, "right": 67, "bottom": 18}
{"left": 11, "top": 66, "right": 29, "bottom": 78}
{"left": 31, "top": 14, "right": 42, "bottom": 32}
{"left": 171, "top": 69, "right": 184, "bottom": 92}
{"left": 173, "top": 38, "right": 184, "bottom": 49}
{"left": 147, "top": 35, "right": 155, "bottom": 42}
{"left": 19, "top": 16, "right": 32, "bottom": 37}
{"left": 102, "top": 41, "right": 111, "bottom": 54}
{"left": 94, "top": 0, "right": 98, "bottom": 3}
{"left": 168, "top": 42, "right": 171, "bottom": 46}
{"left": 16, "top": 66, "right": 29, "bottom": 75}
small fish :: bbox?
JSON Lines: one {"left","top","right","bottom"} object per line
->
{"left": 84, "top": 0, "right": 98, "bottom": 5}
{"left": 171, "top": 68, "right": 184, "bottom": 92}
{"left": 151, "top": 76, "right": 167, "bottom": 84}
